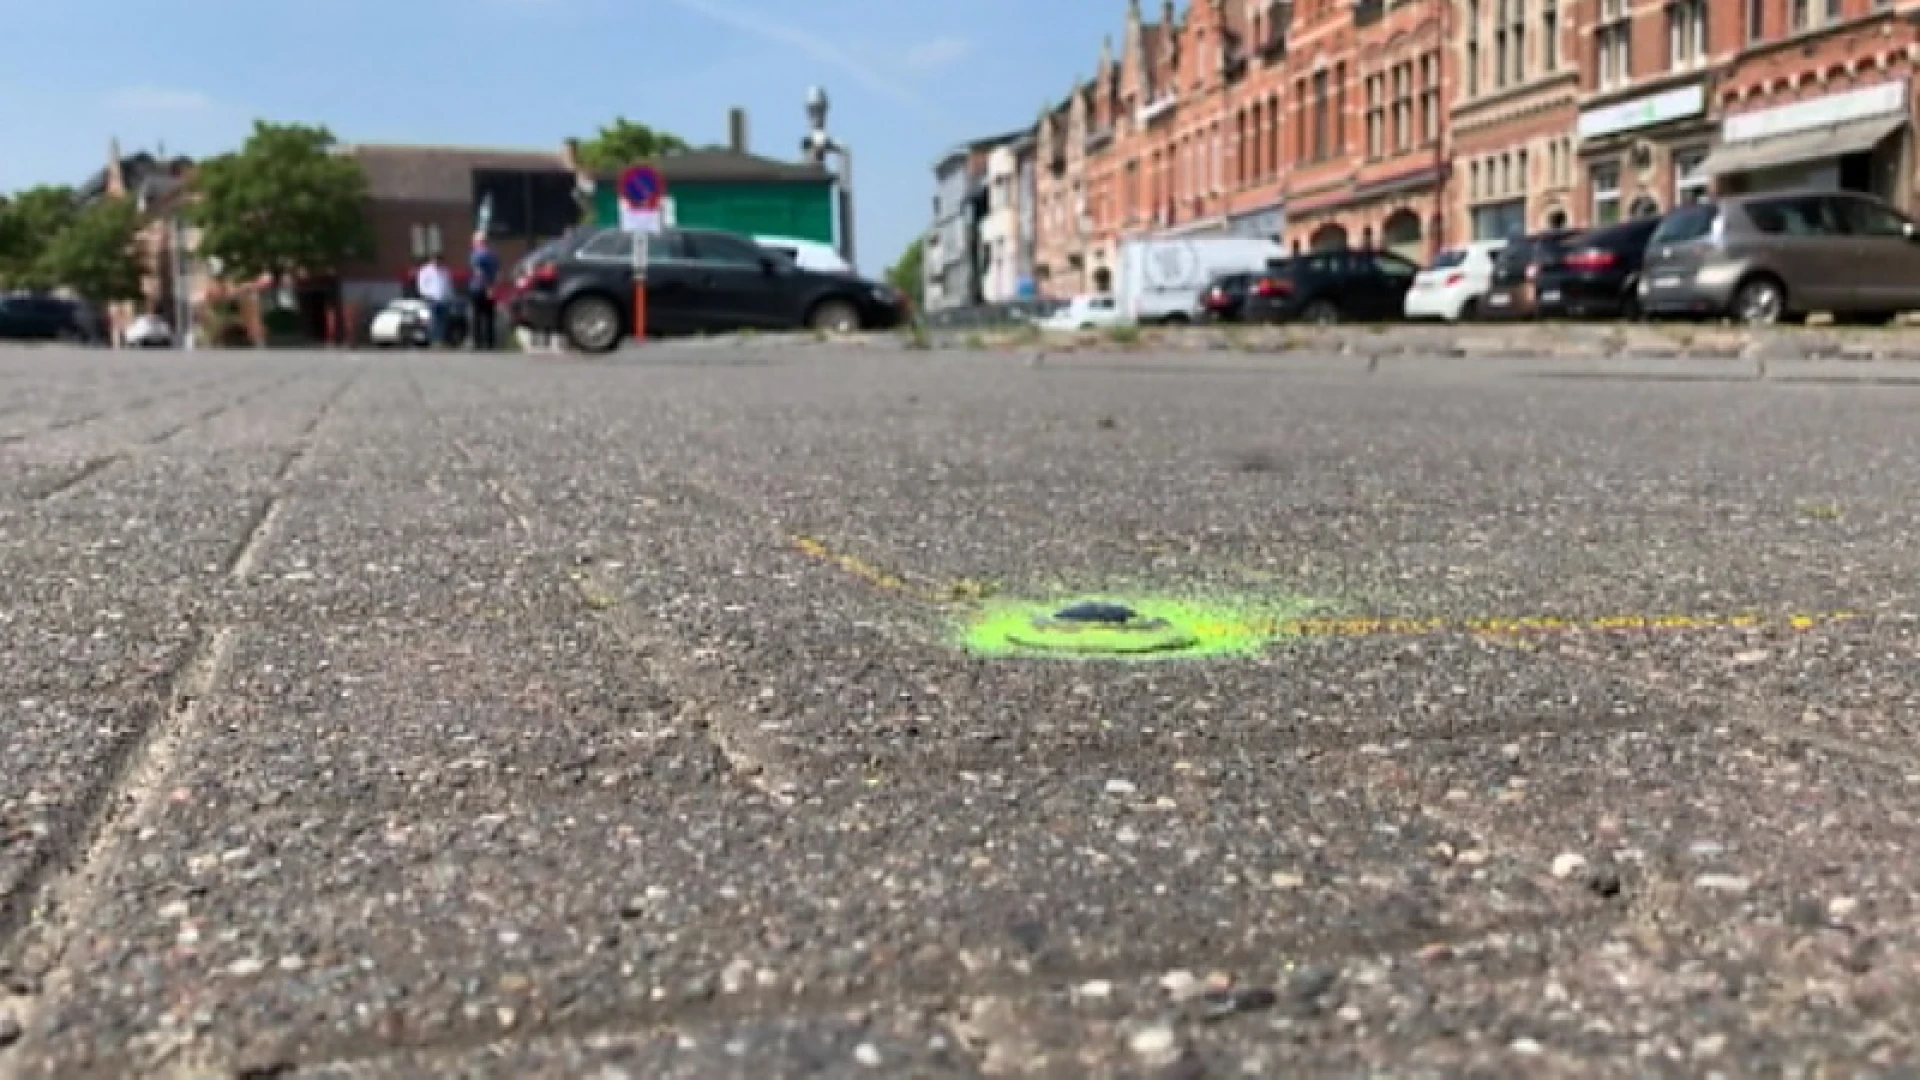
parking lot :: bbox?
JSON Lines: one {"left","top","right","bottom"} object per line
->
{"left": 3, "top": 342, "right": 1920, "bottom": 1077}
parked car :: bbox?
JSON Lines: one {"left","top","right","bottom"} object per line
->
{"left": 1535, "top": 216, "right": 1663, "bottom": 320}
{"left": 514, "top": 226, "right": 907, "bottom": 352}
{"left": 1404, "top": 241, "right": 1504, "bottom": 322}
{"left": 1198, "top": 272, "right": 1258, "bottom": 322}
{"left": 1242, "top": 250, "right": 1420, "bottom": 324}
{"left": 1482, "top": 229, "right": 1582, "bottom": 319}
{"left": 1640, "top": 191, "right": 1920, "bottom": 325}
{"left": 1037, "top": 294, "right": 1126, "bottom": 331}
{"left": 0, "top": 293, "right": 101, "bottom": 343}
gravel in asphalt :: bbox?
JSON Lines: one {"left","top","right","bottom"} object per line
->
{"left": 3, "top": 342, "right": 1920, "bottom": 1077}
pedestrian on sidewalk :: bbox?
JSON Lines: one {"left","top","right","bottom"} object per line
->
{"left": 468, "top": 231, "right": 499, "bottom": 351}
{"left": 415, "top": 253, "right": 451, "bottom": 347}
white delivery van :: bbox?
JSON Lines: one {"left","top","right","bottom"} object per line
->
{"left": 1117, "top": 234, "right": 1287, "bottom": 324}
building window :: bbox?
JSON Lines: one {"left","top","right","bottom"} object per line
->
{"left": 1597, "top": 1, "right": 1631, "bottom": 90}
{"left": 1543, "top": 0, "right": 1558, "bottom": 69}
{"left": 1312, "top": 70, "right": 1329, "bottom": 160}
{"left": 1592, "top": 162, "right": 1621, "bottom": 225}
{"left": 1420, "top": 53, "right": 1438, "bottom": 142}
{"left": 1334, "top": 63, "right": 1346, "bottom": 155}
{"left": 1512, "top": 0, "right": 1527, "bottom": 84}
{"left": 1392, "top": 63, "right": 1410, "bottom": 152}
{"left": 1673, "top": 148, "right": 1710, "bottom": 204}
{"left": 1747, "top": 0, "right": 1764, "bottom": 40}
{"left": 1366, "top": 73, "right": 1384, "bottom": 158}
{"left": 1790, "top": 0, "right": 1808, "bottom": 30}
{"left": 1266, "top": 93, "right": 1281, "bottom": 176}
{"left": 1471, "top": 160, "right": 1482, "bottom": 198}
{"left": 1668, "top": 0, "right": 1706, "bottom": 69}
{"left": 1827, "top": 0, "right": 1841, "bottom": 18}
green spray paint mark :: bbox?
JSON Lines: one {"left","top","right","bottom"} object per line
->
{"left": 958, "top": 595, "right": 1321, "bottom": 660}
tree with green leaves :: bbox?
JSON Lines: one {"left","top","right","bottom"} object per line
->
{"left": 35, "top": 197, "right": 144, "bottom": 306}
{"left": 0, "top": 185, "right": 79, "bottom": 289}
{"left": 190, "top": 121, "right": 373, "bottom": 286}
{"left": 884, "top": 238, "right": 924, "bottom": 302}
{"left": 573, "top": 117, "right": 689, "bottom": 172}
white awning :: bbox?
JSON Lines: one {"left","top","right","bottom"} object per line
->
{"left": 1695, "top": 114, "right": 1906, "bottom": 177}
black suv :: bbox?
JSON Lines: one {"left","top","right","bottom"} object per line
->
{"left": 0, "top": 292, "right": 101, "bottom": 343}
{"left": 513, "top": 227, "right": 907, "bottom": 352}
{"left": 1534, "top": 216, "right": 1663, "bottom": 319}
{"left": 1241, "top": 250, "right": 1420, "bottom": 324}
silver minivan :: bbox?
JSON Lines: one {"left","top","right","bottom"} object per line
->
{"left": 1639, "top": 190, "right": 1920, "bottom": 325}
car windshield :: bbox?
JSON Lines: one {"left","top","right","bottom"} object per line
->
{"left": 1427, "top": 250, "right": 1468, "bottom": 270}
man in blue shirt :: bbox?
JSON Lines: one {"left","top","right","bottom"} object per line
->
{"left": 468, "top": 232, "right": 500, "bottom": 350}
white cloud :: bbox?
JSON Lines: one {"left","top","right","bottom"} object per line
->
{"left": 898, "top": 36, "right": 971, "bottom": 74}
{"left": 102, "top": 86, "right": 214, "bottom": 113}
{"left": 655, "top": 0, "right": 934, "bottom": 115}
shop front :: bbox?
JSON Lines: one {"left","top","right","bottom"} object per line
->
{"left": 1576, "top": 80, "right": 1713, "bottom": 228}
{"left": 1698, "top": 80, "right": 1909, "bottom": 205}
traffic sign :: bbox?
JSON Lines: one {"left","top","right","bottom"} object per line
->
{"left": 619, "top": 164, "right": 665, "bottom": 211}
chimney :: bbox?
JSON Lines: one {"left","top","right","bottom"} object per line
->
{"left": 728, "top": 108, "right": 748, "bottom": 153}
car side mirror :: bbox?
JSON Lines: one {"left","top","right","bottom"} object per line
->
{"left": 759, "top": 256, "right": 781, "bottom": 274}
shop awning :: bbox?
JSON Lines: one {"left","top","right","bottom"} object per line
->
{"left": 1696, "top": 114, "right": 1906, "bottom": 177}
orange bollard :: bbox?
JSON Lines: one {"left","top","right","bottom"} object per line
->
{"left": 632, "top": 279, "right": 647, "bottom": 345}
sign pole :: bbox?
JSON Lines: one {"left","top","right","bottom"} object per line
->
{"left": 632, "top": 222, "right": 647, "bottom": 345}
{"left": 618, "top": 163, "right": 666, "bottom": 348}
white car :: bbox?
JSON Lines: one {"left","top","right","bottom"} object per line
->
{"left": 754, "top": 235, "right": 852, "bottom": 274}
{"left": 1403, "top": 240, "right": 1504, "bottom": 322}
{"left": 125, "top": 314, "right": 172, "bottom": 347}
{"left": 1037, "top": 294, "right": 1127, "bottom": 332}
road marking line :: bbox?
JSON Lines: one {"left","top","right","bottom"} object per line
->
{"left": 786, "top": 533, "right": 1868, "bottom": 643}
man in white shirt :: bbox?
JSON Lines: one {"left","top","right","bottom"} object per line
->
{"left": 414, "top": 254, "right": 451, "bottom": 346}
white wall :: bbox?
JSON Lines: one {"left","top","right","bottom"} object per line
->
{"left": 979, "top": 146, "right": 1021, "bottom": 304}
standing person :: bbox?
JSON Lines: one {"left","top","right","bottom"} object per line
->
{"left": 468, "top": 231, "right": 499, "bottom": 351}
{"left": 414, "top": 253, "right": 450, "bottom": 347}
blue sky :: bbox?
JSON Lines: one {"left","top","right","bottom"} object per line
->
{"left": 0, "top": 0, "right": 1129, "bottom": 273}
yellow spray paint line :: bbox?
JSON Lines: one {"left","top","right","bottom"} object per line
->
{"left": 788, "top": 533, "right": 1868, "bottom": 642}
{"left": 1204, "top": 610, "right": 1866, "bottom": 640}
{"left": 789, "top": 534, "right": 935, "bottom": 598}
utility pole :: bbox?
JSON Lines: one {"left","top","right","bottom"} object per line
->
{"left": 801, "top": 87, "right": 856, "bottom": 269}
{"left": 172, "top": 213, "right": 191, "bottom": 349}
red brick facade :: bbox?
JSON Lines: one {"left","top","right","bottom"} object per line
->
{"left": 1019, "top": 0, "right": 1920, "bottom": 288}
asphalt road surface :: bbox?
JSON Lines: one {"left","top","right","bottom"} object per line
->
{"left": 3, "top": 343, "right": 1919, "bottom": 1078}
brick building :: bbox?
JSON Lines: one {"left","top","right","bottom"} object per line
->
{"left": 953, "top": 0, "right": 1920, "bottom": 305}
{"left": 1451, "top": 0, "right": 1582, "bottom": 240}
{"left": 1700, "top": 2, "right": 1916, "bottom": 209}
{"left": 1566, "top": 0, "right": 1724, "bottom": 230}
{"left": 1285, "top": 0, "right": 1447, "bottom": 257}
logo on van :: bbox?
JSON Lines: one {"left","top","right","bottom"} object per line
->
{"left": 1143, "top": 242, "right": 1201, "bottom": 290}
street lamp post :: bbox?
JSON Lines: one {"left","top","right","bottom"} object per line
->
{"left": 801, "top": 87, "right": 856, "bottom": 269}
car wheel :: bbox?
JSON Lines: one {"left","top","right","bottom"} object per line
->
{"left": 1620, "top": 289, "right": 1641, "bottom": 321}
{"left": 808, "top": 299, "right": 860, "bottom": 333}
{"left": 1303, "top": 299, "right": 1340, "bottom": 325}
{"left": 1455, "top": 297, "right": 1479, "bottom": 323}
{"left": 563, "top": 295, "right": 623, "bottom": 353}
{"left": 1162, "top": 312, "right": 1190, "bottom": 326}
{"left": 1732, "top": 276, "right": 1786, "bottom": 326}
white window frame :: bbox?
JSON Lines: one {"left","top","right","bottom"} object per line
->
{"left": 1672, "top": 148, "right": 1710, "bottom": 205}
{"left": 1591, "top": 163, "right": 1621, "bottom": 225}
